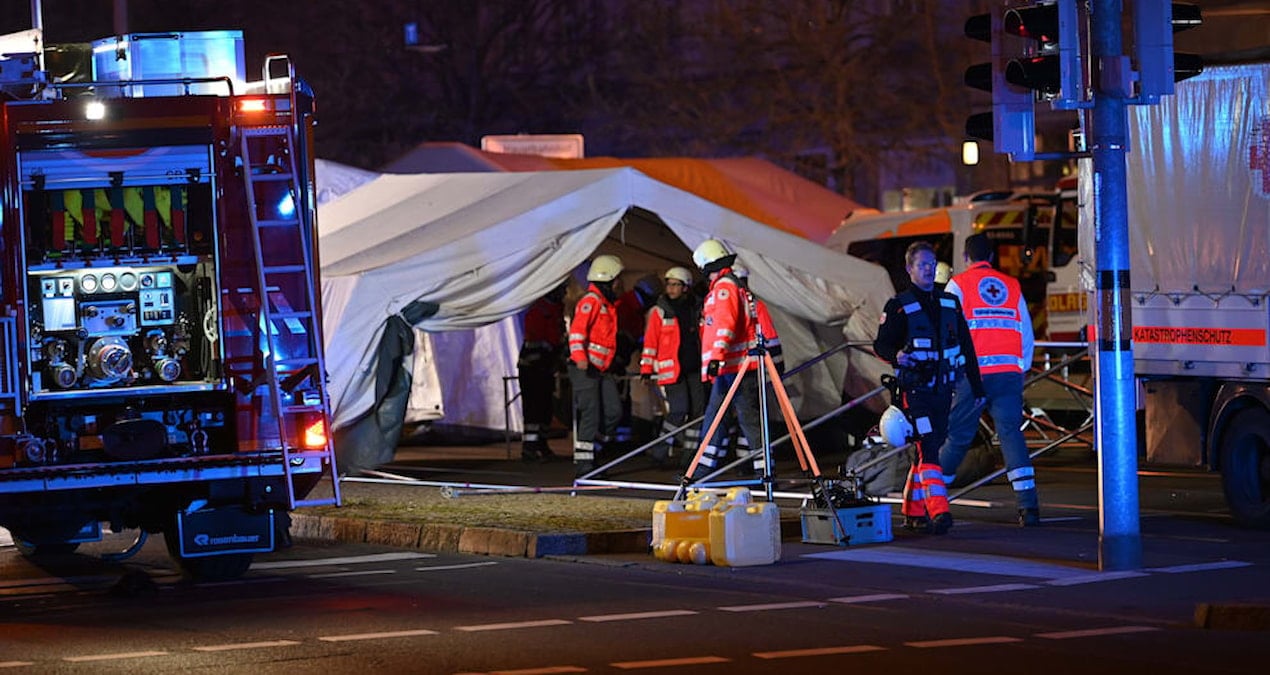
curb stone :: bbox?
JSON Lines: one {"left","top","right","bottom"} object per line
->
{"left": 291, "top": 514, "right": 651, "bottom": 558}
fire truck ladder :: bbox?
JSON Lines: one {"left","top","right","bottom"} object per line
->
{"left": 239, "top": 116, "right": 340, "bottom": 510}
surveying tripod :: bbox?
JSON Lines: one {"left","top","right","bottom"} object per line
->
{"left": 677, "top": 288, "right": 851, "bottom": 533}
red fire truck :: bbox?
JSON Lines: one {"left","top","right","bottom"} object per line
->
{"left": 0, "top": 30, "right": 339, "bottom": 580}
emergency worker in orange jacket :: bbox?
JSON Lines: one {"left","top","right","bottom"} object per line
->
{"left": 639, "top": 266, "right": 704, "bottom": 468}
{"left": 718, "top": 262, "right": 783, "bottom": 475}
{"left": 518, "top": 282, "right": 567, "bottom": 462}
{"left": 567, "top": 255, "right": 625, "bottom": 476}
{"left": 874, "top": 241, "right": 984, "bottom": 535}
{"left": 687, "top": 240, "right": 766, "bottom": 482}
{"left": 939, "top": 233, "right": 1040, "bottom": 526}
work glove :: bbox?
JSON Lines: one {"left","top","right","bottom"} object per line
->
{"left": 706, "top": 360, "right": 723, "bottom": 377}
{"left": 640, "top": 373, "right": 653, "bottom": 383}
{"left": 586, "top": 364, "right": 600, "bottom": 377}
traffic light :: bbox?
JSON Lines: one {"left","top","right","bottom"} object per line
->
{"left": 1001, "top": 0, "right": 1087, "bottom": 110}
{"left": 963, "top": 10, "right": 1036, "bottom": 160}
{"left": 1134, "top": 1, "right": 1203, "bottom": 103}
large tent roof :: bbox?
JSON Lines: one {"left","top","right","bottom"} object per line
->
{"left": 382, "top": 142, "right": 867, "bottom": 243}
{"left": 318, "top": 165, "right": 893, "bottom": 430}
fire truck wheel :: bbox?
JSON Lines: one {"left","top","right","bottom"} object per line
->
{"left": 1219, "top": 407, "right": 1270, "bottom": 530}
{"left": 163, "top": 527, "right": 254, "bottom": 582}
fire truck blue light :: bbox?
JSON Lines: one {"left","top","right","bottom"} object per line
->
{"left": 278, "top": 193, "right": 295, "bottom": 218}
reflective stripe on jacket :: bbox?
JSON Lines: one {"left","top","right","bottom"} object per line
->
{"left": 568, "top": 285, "right": 617, "bottom": 371}
{"left": 896, "top": 288, "right": 965, "bottom": 387}
{"left": 700, "top": 270, "right": 758, "bottom": 379}
{"left": 947, "top": 261, "right": 1033, "bottom": 375}
{"left": 640, "top": 303, "right": 682, "bottom": 383}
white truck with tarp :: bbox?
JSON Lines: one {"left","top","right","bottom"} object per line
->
{"left": 1082, "top": 61, "right": 1270, "bottom": 528}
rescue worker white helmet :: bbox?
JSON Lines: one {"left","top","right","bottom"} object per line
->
{"left": 586, "top": 254, "right": 624, "bottom": 282}
{"left": 731, "top": 262, "right": 749, "bottom": 279}
{"left": 935, "top": 261, "right": 952, "bottom": 285}
{"left": 879, "top": 405, "right": 914, "bottom": 448}
{"left": 692, "top": 239, "right": 732, "bottom": 270}
{"left": 664, "top": 266, "right": 693, "bottom": 285}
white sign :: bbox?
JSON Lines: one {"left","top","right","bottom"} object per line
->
{"left": 481, "top": 134, "right": 585, "bottom": 159}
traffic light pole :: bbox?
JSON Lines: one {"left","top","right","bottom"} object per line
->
{"left": 1089, "top": 0, "right": 1141, "bottom": 570}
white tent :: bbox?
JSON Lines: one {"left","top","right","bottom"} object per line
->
{"left": 317, "top": 166, "right": 894, "bottom": 463}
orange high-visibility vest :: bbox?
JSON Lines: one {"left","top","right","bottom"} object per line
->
{"left": 640, "top": 303, "right": 682, "bottom": 384}
{"left": 950, "top": 261, "right": 1027, "bottom": 375}
{"left": 568, "top": 285, "right": 618, "bottom": 371}
{"left": 700, "top": 270, "right": 758, "bottom": 379}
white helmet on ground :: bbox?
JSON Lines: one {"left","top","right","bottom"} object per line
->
{"left": 664, "top": 266, "right": 693, "bottom": 285}
{"left": 692, "top": 239, "right": 732, "bottom": 270}
{"left": 586, "top": 254, "right": 624, "bottom": 282}
{"left": 879, "top": 405, "right": 914, "bottom": 448}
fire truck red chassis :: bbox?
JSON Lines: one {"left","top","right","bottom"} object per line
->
{"left": 0, "top": 40, "right": 339, "bottom": 579}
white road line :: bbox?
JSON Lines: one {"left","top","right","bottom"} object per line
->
{"left": 0, "top": 662, "right": 34, "bottom": 668}
{"left": 1045, "top": 571, "right": 1150, "bottom": 586}
{"left": 455, "top": 619, "right": 572, "bottom": 632}
{"left": 579, "top": 610, "right": 699, "bottom": 622}
{"left": 253, "top": 552, "right": 435, "bottom": 570}
{"left": 906, "top": 636, "right": 1023, "bottom": 648}
{"left": 1145, "top": 561, "right": 1252, "bottom": 574}
{"left": 611, "top": 656, "right": 730, "bottom": 669}
{"left": 806, "top": 548, "right": 1085, "bottom": 579}
{"left": 64, "top": 651, "right": 169, "bottom": 663}
{"left": 414, "top": 562, "right": 500, "bottom": 572}
{"left": 307, "top": 569, "right": 398, "bottom": 579}
{"left": 319, "top": 628, "right": 439, "bottom": 642}
{"left": 828, "top": 593, "right": 909, "bottom": 604}
{"left": 929, "top": 583, "right": 1041, "bottom": 595}
{"left": 1036, "top": 626, "right": 1160, "bottom": 639}
{"left": 718, "top": 601, "right": 826, "bottom": 612}
{"left": 191, "top": 640, "right": 301, "bottom": 652}
{"left": 754, "top": 645, "right": 886, "bottom": 659}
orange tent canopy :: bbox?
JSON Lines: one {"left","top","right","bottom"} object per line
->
{"left": 381, "top": 142, "right": 867, "bottom": 243}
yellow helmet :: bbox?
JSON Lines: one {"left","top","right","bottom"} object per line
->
{"left": 586, "top": 254, "right": 624, "bottom": 282}
{"left": 664, "top": 266, "right": 693, "bottom": 285}
{"left": 692, "top": 239, "right": 732, "bottom": 269}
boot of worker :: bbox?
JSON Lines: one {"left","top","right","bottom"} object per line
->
{"left": 1010, "top": 466, "right": 1041, "bottom": 526}
{"left": 521, "top": 423, "right": 546, "bottom": 462}
{"left": 918, "top": 463, "right": 953, "bottom": 535}
{"left": 573, "top": 439, "right": 597, "bottom": 478}
{"left": 901, "top": 465, "right": 929, "bottom": 532}
{"left": 687, "top": 444, "right": 724, "bottom": 482}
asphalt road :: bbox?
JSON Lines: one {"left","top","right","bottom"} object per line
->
{"left": 1, "top": 452, "right": 1268, "bottom": 674}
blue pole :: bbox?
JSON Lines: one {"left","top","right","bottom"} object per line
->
{"left": 1090, "top": 0, "right": 1141, "bottom": 570}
